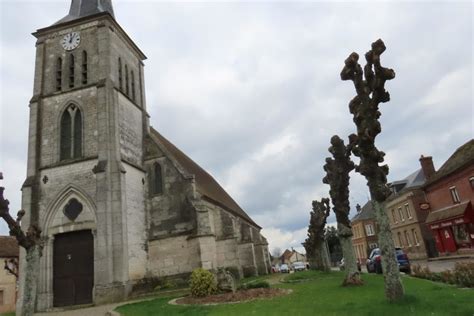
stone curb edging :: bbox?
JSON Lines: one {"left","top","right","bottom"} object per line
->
{"left": 168, "top": 289, "right": 293, "bottom": 306}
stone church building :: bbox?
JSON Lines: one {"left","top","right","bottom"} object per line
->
{"left": 19, "top": 0, "right": 270, "bottom": 311}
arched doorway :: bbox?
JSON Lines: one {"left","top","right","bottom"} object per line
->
{"left": 53, "top": 230, "right": 94, "bottom": 307}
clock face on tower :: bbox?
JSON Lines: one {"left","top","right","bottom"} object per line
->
{"left": 60, "top": 32, "right": 81, "bottom": 51}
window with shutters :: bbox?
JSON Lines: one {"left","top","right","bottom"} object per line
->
{"left": 82, "top": 51, "right": 88, "bottom": 84}
{"left": 412, "top": 229, "right": 420, "bottom": 246}
{"left": 60, "top": 104, "right": 82, "bottom": 161}
{"left": 398, "top": 207, "right": 405, "bottom": 222}
{"left": 405, "top": 203, "right": 413, "bottom": 219}
{"left": 404, "top": 230, "right": 412, "bottom": 246}
{"left": 392, "top": 209, "right": 398, "bottom": 224}
{"left": 397, "top": 232, "right": 403, "bottom": 247}
{"left": 449, "top": 186, "right": 461, "bottom": 203}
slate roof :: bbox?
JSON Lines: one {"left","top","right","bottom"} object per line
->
{"left": 0, "top": 236, "right": 19, "bottom": 258}
{"left": 54, "top": 0, "right": 115, "bottom": 25}
{"left": 149, "top": 128, "right": 260, "bottom": 228}
{"left": 424, "top": 139, "right": 474, "bottom": 187}
{"left": 351, "top": 200, "right": 375, "bottom": 222}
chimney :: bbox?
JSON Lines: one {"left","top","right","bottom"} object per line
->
{"left": 419, "top": 155, "right": 435, "bottom": 180}
{"left": 356, "top": 204, "right": 362, "bottom": 213}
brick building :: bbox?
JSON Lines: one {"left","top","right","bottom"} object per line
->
{"left": 385, "top": 161, "right": 436, "bottom": 259}
{"left": 424, "top": 140, "right": 474, "bottom": 255}
{"left": 351, "top": 202, "right": 378, "bottom": 263}
{"left": 18, "top": 0, "right": 269, "bottom": 312}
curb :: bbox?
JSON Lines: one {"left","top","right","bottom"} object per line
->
{"left": 427, "top": 255, "right": 474, "bottom": 262}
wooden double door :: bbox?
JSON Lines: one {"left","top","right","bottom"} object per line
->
{"left": 53, "top": 230, "right": 94, "bottom": 307}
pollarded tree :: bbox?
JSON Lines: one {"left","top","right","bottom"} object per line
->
{"left": 303, "top": 198, "right": 331, "bottom": 272}
{"left": 323, "top": 135, "right": 362, "bottom": 286}
{"left": 0, "top": 173, "right": 43, "bottom": 316}
{"left": 340, "top": 39, "right": 404, "bottom": 301}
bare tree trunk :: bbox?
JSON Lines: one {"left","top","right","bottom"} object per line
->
{"left": 341, "top": 39, "right": 404, "bottom": 301}
{"left": 373, "top": 201, "right": 404, "bottom": 300}
{"left": 303, "top": 198, "right": 331, "bottom": 272}
{"left": 0, "top": 176, "right": 42, "bottom": 316}
{"left": 323, "top": 136, "right": 362, "bottom": 286}
{"left": 21, "top": 245, "right": 41, "bottom": 316}
{"left": 321, "top": 240, "right": 331, "bottom": 271}
{"left": 338, "top": 223, "right": 361, "bottom": 285}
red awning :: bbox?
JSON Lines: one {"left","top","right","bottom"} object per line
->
{"left": 426, "top": 201, "right": 471, "bottom": 228}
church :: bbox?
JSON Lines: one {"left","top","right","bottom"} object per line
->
{"left": 18, "top": 0, "right": 270, "bottom": 311}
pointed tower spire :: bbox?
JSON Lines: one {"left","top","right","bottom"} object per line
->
{"left": 54, "top": 0, "right": 115, "bottom": 25}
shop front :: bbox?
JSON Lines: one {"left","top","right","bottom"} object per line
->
{"left": 426, "top": 201, "right": 474, "bottom": 254}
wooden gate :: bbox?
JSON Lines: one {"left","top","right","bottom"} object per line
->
{"left": 53, "top": 230, "right": 94, "bottom": 307}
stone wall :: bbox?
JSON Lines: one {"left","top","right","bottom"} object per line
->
{"left": 145, "top": 142, "right": 196, "bottom": 240}
{"left": 147, "top": 235, "right": 200, "bottom": 277}
{"left": 123, "top": 164, "right": 147, "bottom": 280}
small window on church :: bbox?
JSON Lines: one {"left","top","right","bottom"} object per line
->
{"left": 56, "top": 57, "right": 62, "bottom": 91}
{"left": 118, "top": 57, "right": 123, "bottom": 90}
{"left": 125, "top": 64, "right": 129, "bottom": 95}
{"left": 60, "top": 104, "right": 82, "bottom": 161}
{"left": 150, "top": 162, "right": 163, "bottom": 195}
{"left": 131, "top": 70, "right": 136, "bottom": 101}
{"left": 69, "top": 54, "right": 75, "bottom": 88}
{"left": 82, "top": 51, "right": 88, "bottom": 84}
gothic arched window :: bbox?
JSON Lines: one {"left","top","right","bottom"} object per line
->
{"left": 118, "top": 57, "right": 123, "bottom": 90}
{"left": 150, "top": 162, "right": 163, "bottom": 195}
{"left": 81, "top": 51, "right": 88, "bottom": 84}
{"left": 60, "top": 104, "right": 82, "bottom": 161}
{"left": 56, "top": 57, "right": 62, "bottom": 91}
{"left": 131, "top": 70, "right": 136, "bottom": 101}
{"left": 69, "top": 54, "right": 75, "bottom": 88}
{"left": 125, "top": 64, "right": 129, "bottom": 95}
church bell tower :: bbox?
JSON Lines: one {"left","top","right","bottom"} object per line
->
{"left": 20, "top": 0, "right": 149, "bottom": 311}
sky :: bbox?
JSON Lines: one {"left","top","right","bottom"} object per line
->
{"left": 0, "top": 0, "right": 472, "bottom": 256}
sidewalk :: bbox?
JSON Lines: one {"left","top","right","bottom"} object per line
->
{"left": 34, "top": 302, "right": 121, "bottom": 316}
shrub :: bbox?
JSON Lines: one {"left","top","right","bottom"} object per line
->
{"left": 240, "top": 280, "right": 270, "bottom": 290}
{"left": 453, "top": 262, "right": 474, "bottom": 288}
{"left": 440, "top": 270, "right": 455, "bottom": 284}
{"left": 154, "top": 280, "right": 177, "bottom": 291}
{"left": 189, "top": 268, "right": 217, "bottom": 297}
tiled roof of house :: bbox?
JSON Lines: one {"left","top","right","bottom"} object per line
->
{"left": 0, "top": 236, "right": 19, "bottom": 258}
{"left": 351, "top": 200, "right": 375, "bottom": 222}
{"left": 149, "top": 128, "right": 260, "bottom": 228}
{"left": 425, "top": 139, "right": 474, "bottom": 187}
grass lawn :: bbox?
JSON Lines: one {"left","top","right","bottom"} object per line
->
{"left": 116, "top": 271, "right": 474, "bottom": 316}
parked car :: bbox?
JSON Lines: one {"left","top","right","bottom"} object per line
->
{"left": 292, "top": 261, "right": 306, "bottom": 272}
{"left": 339, "top": 258, "right": 362, "bottom": 272}
{"left": 280, "top": 264, "right": 290, "bottom": 273}
{"left": 271, "top": 265, "right": 280, "bottom": 273}
{"left": 366, "top": 247, "right": 411, "bottom": 274}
